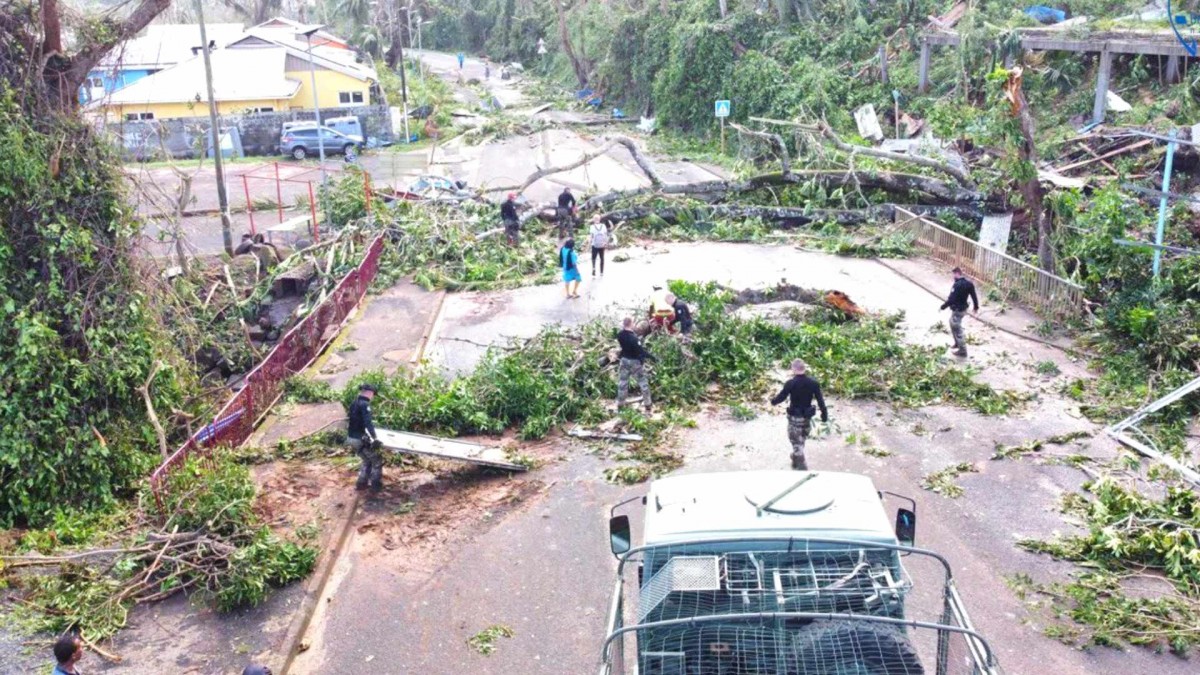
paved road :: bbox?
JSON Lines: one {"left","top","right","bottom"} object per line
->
{"left": 290, "top": 243, "right": 1196, "bottom": 675}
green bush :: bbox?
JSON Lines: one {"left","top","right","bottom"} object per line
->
{"left": 0, "top": 85, "right": 189, "bottom": 526}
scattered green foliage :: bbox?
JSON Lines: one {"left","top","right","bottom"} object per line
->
{"left": 920, "top": 462, "right": 979, "bottom": 498}
{"left": 1034, "top": 360, "right": 1061, "bottom": 377}
{"left": 283, "top": 375, "right": 340, "bottom": 404}
{"left": 991, "top": 431, "right": 1090, "bottom": 460}
{"left": 467, "top": 624, "right": 515, "bottom": 655}
{"left": 1016, "top": 476, "right": 1200, "bottom": 653}
{"left": 7, "top": 454, "right": 316, "bottom": 641}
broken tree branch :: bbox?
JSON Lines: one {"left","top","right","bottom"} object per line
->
{"left": 138, "top": 361, "right": 168, "bottom": 460}
{"left": 813, "top": 120, "right": 974, "bottom": 187}
{"left": 488, "top": 135, "right": 662, "bottom": 194}
{"left": 730, "top": 123, "right": 792, "bottom": 175}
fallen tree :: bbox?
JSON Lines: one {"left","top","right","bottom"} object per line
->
{"left": 487, "top": 134, "right": 663, "bottom": 194}
{"left": 599, "top": 202, "right": 986, "bottom": 226}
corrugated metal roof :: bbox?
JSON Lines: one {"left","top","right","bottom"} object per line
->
{"left": 96, "top": 48, "right": 300, "bottom": 106}
{"left": 230, "top": 29, "right": 376, "bottom": 81}
{"left": 99, "top": 23, "right": 245, "bottom": 70}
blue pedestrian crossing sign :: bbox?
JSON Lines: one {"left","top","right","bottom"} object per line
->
{"left": 714, "top": 100, "right": 731, "bottom": 118}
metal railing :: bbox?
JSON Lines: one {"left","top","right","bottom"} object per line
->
{"left": 149, "top": 234, "right": 385, "bottom": 504}
{"left": 892, "top": 207, "right": 1084, "bottom": 320}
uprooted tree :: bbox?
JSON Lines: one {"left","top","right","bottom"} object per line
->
{"left": 0, "top": 1, "right": 186, "bottom": 525}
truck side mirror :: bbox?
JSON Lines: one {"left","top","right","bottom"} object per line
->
{"left": 896, "top": 508, "right": 916, "bottom": 547}
{"left": 609, "top": 515, "right": 632, "bottom": 556}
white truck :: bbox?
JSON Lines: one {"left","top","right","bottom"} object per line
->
{"left": 600, "top": 471, "right": 1002, "bottom": 675}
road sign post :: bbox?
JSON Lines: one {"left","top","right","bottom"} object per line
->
{"left": 715, "top": 99, "right": 730, "bottom": 154}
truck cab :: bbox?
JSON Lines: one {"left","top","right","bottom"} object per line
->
{"left": 600, "top": 471, "right": 1001, "bottom": 675}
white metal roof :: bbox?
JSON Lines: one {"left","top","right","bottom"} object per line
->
{"left": 228, "top": 29, "right": 377, "bottom": 81}
{"left": 94, "top": 48, "right": 301, "bottom": 106}
{"left": 98, "top": 23, "right": 245, "bottom": 70}
{"left": 642, "top": 471, "right": 896, "bottom": 547}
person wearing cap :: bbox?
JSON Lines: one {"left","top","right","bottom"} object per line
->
{"left": 556, "top": 187, "right": 577, "bottom": 239}
{"left": 939, "top": 267, "right": 979, "bottom": 358}
{"left": 347, "top": 384, "right": 383, "bottom": 490}
{"left": 616, "top": 317, "right": 655, "bottom": 410}
{"left": 51, "top": 633, "right": 83, "bottom": 675}
{"left": 501, "top": 193, "right": 520, "bottom": 246}
{"left": 770, "top": 359, "right": 828, "bottom": 471}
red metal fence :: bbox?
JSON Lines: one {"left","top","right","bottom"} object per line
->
{"left": 149, "top": 234, "right": 386, "bottom": 503}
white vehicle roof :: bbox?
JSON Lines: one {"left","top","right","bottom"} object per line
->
{"left": 643, "top": 471, "right": 896, "bottom": 547}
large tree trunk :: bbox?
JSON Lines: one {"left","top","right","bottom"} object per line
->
{"left": 42, "top": 0, "right": 173, "bottom": 107}
{"left": 555, "top": 0, "right": 588, "bottom": 88}
{"left": 1007, "top": 67, "right": 1054, "bottom": 272}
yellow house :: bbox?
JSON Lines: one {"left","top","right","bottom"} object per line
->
{"left": 92, "top": 26, "right": 376, "bottom": 121}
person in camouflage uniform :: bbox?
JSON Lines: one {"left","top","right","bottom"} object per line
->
{"left": 616, "top": 317, "right": 655, "bottom": 410}
{"left": 347, "top": 383, "right": 383, "bottom": 490}
{"left": 939, "top": 267, "right": 979, "bottom": 358}
{"left": 770, "top": 360, "right": 829, "bottom": 470}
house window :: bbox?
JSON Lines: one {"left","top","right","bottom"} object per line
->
{"left": 337, "top": 91, "right": 364, "bottom": 105}
{"left": 124, "top": 112, "right": 155, "bottom": 121}
{"left": 87, "top": 77, "right": 104, "bottom": 88}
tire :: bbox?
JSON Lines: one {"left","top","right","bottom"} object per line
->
{"left": 342, "top": 143, "right": 357, "bottom": 158}
{"left": 792, "top": 620, "right": 924, "bottom": 675}
{"left": 637, "top": 624, "right": 794, "bottom": 674}
{"left": 292, "top": 146, "right": 308, "bottom": 160}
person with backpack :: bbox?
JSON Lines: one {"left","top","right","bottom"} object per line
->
{"left": 588, "top": 217, "right": 609, "bottom": 275}
{"left": 560, "top": 238, "right": 581, "bottom": 299}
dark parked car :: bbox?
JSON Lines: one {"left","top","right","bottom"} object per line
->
{"left": 279, "top": 125, "right": 361, "bottom": 160}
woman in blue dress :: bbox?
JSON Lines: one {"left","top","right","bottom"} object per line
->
{"left": 560, "top": 238, "right": 582, "bottom": 299}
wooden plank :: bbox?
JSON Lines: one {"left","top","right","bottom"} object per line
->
{"left": 1055, "top": 138, "right": 1151, "bottom": 172}
{"left": 374, "top": 428, "right": 527, "bottom": 471}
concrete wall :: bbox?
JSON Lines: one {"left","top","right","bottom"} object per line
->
{"left": 104, "top": 104, "right": 392, "bottom": 160}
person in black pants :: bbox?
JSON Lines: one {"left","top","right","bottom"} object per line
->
{"left": 770, "top": 360, "right": 829, "bottom": 470}
{"left": 588, "top": 217, "right": 609, "bottom": 275}
{"left": 347, "top": 384, "right": 383, "bottom": 490}
{"left": 556, "top": 187, "right": 577, "bottom": 238}
{"left": 501, "top": 193, "right": 520, "bottom": 246}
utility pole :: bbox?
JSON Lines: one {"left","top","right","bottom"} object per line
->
{"left": 396, "top": 12, "right": 411, "bottom": 143}
{"left": 301, "top": 26, "right": 328, "bottom": 185}
{"left": 194, "top": 0, "right": 234, "bottom": 255}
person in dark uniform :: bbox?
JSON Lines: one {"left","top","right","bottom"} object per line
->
{"left": 770, "top": 360, "right": 828, "bottom": 471}
{"left": 616, "top": 317, "right": 655, "bottom": 410}
{"left": 939, "top": 267, "right": 979, "bottom": 358}
{"left": 556, "top": 187, "right": 577, "bottom": 238}
{"left": 667, "top": 293, "right": 693, "bottom": 336}
{"left": 347, "top": 383, "right": 383, "bottom": 490}
{"left": 501, "top": 192, "right": 520, "bottom": 246}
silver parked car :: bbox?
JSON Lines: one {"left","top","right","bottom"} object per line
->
{"left": 279, "top": 125, "right": 361, "bottom": 160}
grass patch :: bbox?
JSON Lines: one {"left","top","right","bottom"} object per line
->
{"left": 282, "top": 375, "right": 339, "bottom": 404}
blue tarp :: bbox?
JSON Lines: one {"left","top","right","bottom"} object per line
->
{"left": 1024, "top": 6, "right": 1066, "bottom": 24}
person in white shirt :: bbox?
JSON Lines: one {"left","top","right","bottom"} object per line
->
{"left": 588, "top": 218, "right": 610, "bottom": 275}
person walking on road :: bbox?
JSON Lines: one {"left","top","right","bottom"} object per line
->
{"left": 939, "top": 267, "right": 979, "bottom": 358}
{"left": 348, "top": 383, "right": 383, "bottom": 491}
{"left": 588, "top": 217, "right": 609, "bottom": 275}
{"left": 560, "top": 238, "right": 582, "bottom": 299}
{"left": 52, "top": 633, "right": 84, "bottom": 675}
{"left": 456, "top": 52, "right": 465, "bottom": 70}
{"left": 556, "top": 187, "right": 577, "bottom": 239}
{"left": 616, "top": 317, "right": 655, "bottom": 411}
{"left": 501, "top": 192, "right": 520, "bottom": 246}
{"left": 770, "top": 359, "right": 828, "bottom": 471}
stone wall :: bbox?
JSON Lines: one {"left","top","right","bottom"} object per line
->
{"left": 105, "top": 104, "right": 393, "bottom": 160}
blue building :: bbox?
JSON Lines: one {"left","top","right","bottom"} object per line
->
{"left": 80, "top": 23, "right": 244, "bottom": 105}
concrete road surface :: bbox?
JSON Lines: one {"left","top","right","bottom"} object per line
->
{"left": 290, "top": 244, "right": 1196, "bottom": 675}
